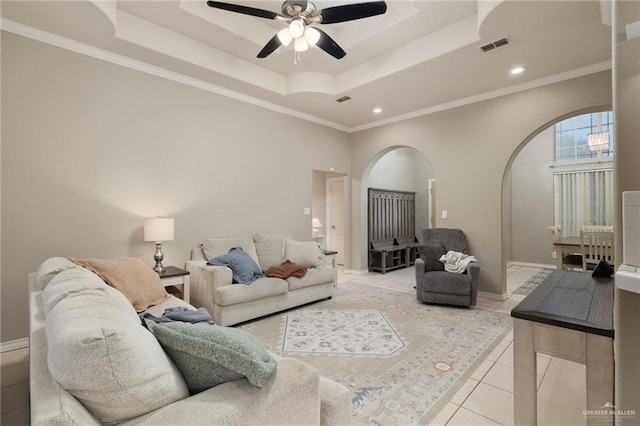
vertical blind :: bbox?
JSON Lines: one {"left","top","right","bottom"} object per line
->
{"left": 553, "top": 169, "right": 614, "bottom": 236}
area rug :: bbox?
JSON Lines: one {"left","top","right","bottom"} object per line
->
{"left": 238, "top": 281, "right": 512, "bottom": 425}
{"left": 512, "top": 268, "right": 553, "bottom": 296}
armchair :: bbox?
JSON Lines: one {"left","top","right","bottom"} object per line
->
{"left": 415, "top": 228, "right": 479, "bottom": 307}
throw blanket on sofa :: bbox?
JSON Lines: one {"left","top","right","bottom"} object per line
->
{"left": 141, "top": 307, "right": 214, "bottom": 324}
{"left": 265, "top": 260, "right": 308, "bottom": 279}
{"left": 439, "top": 251, "right": 477, "bottom": 274}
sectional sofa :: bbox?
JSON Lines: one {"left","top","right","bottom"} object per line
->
{"left": 29, "top": 257, "right": 350, "bottom": 425}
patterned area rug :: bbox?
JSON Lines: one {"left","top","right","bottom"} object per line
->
{"left": 281, "top": 309, "right": 406, "bottom": 356}
{"left": 513, "top": 269, "right": 553, "bottom": 296}
{"left": 238, "top": 281, "right": 512, "bottom": 425}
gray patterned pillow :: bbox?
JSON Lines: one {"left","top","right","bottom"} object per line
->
{"left": 146, "top": 321, "right": 277, "bottom": 394}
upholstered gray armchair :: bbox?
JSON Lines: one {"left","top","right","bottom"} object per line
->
{"left": 415, "top": 228, "right": 479, "bottom": 307}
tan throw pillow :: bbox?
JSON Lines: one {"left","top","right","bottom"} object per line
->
{"left": 284, "top": 239, "right": 325, "bottom": 268}
{"left": 70, "top": 257, "right": 169, "bottom": 312}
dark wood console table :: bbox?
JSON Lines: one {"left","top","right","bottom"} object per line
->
{"left": 511, "top": 270, "right": 614, "bottom": 426}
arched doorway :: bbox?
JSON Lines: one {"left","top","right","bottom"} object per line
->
{"left": 358, "top": 146, "right": 435, "bottom": 272}
{"left": 502, "top": 107, "right": 613, "bottom": 292}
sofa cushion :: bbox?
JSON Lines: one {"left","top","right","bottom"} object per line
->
{"left": 253, "top": 234, "right": 286, "bottom": 272}
{"left": 215, "top": 277, "right": 288, "bottom": 306}
{"left": 285, "top": 239, "right": 324, "bottom": 268}
{"left": 43, "top": 267, "right": 189, "bottom": 425}
{"left": 36, "top": 257, "right": 79, "bottom": 290}
{"left": 70, "top": 257, "right": 169, "bottom": 312}
{"left": 208, "top": 247, "right": 264, "bottom": 284}
{"left": 417, "top": 243, "right": 446, "bottom": 271}
{"left": 287, "top": 268, "right": 335, "bottom": 291}
{"left": 202, "top": 237, "right": 259, "bottom": 265}
{"left": 146, "top": 321, "right": 277, "bottom": 393}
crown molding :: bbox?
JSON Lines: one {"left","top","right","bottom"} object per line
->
{"left": 1, "top": 19, "right": 612, "bottom": 134}
{"left": 0, "top": 18, "right": 349, "bottom": 132}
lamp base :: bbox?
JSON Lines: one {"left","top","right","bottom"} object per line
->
{"left": 153, "top": 242, "right": 165, "bottom": 273}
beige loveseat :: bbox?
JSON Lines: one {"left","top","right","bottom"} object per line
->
{"left": 187, "top": 234, "right": 336, "bottom": 326}
{"left": 29, "top": 257, "right": 350, "bottom": 425}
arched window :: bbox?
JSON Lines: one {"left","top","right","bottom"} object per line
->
{"left": 552, "top": 111, "right": 614, "bottom": 236}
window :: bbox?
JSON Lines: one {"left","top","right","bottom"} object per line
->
{"left": 555, "top": 112, "right": 614, "bottom": 161}
{"left": 552, "top": 111, "right": 614, "bottom": 236}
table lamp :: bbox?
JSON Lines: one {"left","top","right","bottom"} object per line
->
{"left": 312, "top": 218, "right": 323, "bottom": 237}
{"left": 144, "top": 217, "right": 174, "bottom": 272}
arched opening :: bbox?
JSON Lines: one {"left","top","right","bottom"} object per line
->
{"left": 357, "top": 146, "right": 435, "bottom": 273}
{"left": 502, "top": 106, "right": 613, "bottom": 294}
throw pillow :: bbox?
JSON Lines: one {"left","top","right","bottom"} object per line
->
{"left": 208, "top": 247, "right": 264, "bottom": 284}
{"left": 146, "top": 321, "right": 277, "bottom": 394}
{"left": 284, "top": 239, "right": 324, "bottom": 268}
{"left": 417, "top": 243, "right": 446, "bottom": 271}
{"left": 69, "top": 257, "right": 169, "bottom": 312}
{"left": 201, "top": 237, "right": 260, "bottom": 265}
{"left": 252, "top": 234, "right": 286, "bottom": 272}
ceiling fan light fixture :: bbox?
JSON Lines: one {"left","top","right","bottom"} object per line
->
{"left": 304, "top": 27, "right": 320, "bottom": 46}
{"left": 277, "top": 28, "right": 293, "bottom": 46}
{"left": 289, "top": 18, "right": 305, "bottom": 38}
{"left": 294, "top": 37, "right": 309, "bottom": 52}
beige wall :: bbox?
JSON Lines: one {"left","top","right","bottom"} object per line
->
{"left": 1, "top": 32, "right": 351, "bottom": 342}
{"left": 613, "top": 0, "right": 640, "bottom": 416}
{"left": 350, "top": 72, "right": 613, "bottom": 297}
{"left": 510, "top": 127, "right": 555, "bottom": 266}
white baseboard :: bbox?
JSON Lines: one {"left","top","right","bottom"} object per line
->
{"left": 510, "top": 261, "right": 556, "bottom": 270}
{"left": 1, "top": 338, "right": 29, "bottom": 353}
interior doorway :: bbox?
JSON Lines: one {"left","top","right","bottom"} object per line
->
{"left": 326, "top": 177, "right": 346, "bottom": 265}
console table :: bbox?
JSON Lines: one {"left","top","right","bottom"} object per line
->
{"left": 511, "top": 270, "right": 614, "bottom": 426}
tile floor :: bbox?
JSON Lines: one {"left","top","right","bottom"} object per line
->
{"left": 1, "top": 265, "right": 586, "bottom": 425}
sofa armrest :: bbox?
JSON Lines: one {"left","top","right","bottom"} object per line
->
{"left": 186, "top": 260, "right": 232, "bottom": 313}
{"left": 123, "top": 357, "right": 322, "bottom": 425}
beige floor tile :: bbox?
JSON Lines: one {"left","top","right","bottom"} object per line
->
{"left": 475, "top": 297, "right": 502, "bottom": 310}
{"left": 496, "top": 344, "right": 513, "bottom": 367}
{"left": 450, "top": 378, "right": 479, "bottom": 405}
{"left": 486, "top": 340, "right": 509, "bottom": 363}
{"left": 428, "top": 401, "right": 459, "bottom": 426}
{"left": 482, "top": 362, "right": 513, "bottom": 393}
{"left": 447, "top": 406, "right": 503, "bottom": 425}
{"left": 538, "top": 357, "right": 587, "bottom": 426}
{"left": 470, "top": 360, "right": 494, "bottom": 381}
{"left": 462, "top": 382, "right": 514, "bottom": 426}
{"left": 494, "top": 296, "right": 525, "bottom": 314}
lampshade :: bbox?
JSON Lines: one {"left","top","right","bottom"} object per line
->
{"left": 144, "top": 217, "right": 174, "bottom": 242}
{"left": 312, "top": 218, "right": 323, "bottom": 228}
{"left": 587, "top": 131, "right": 610, "bottom": 153}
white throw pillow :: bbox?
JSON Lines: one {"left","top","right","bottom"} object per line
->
{"left": 201, "top": 237, "right": 259, "bottom": 265}
{"left": 43, "top": 268, "right": 189, "bottom": 424}
{"left": 285, "top": 239, "right": 325, "bottom": 268}
{"left": 253, "top": 234, "right": 287, "bottom": 272}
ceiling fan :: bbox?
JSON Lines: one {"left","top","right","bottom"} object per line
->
{"left": 206, "top": 0, "right": 387, "bottom": 61}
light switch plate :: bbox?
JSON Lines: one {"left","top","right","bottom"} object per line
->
{"left": 441, "top": 210, "right": 448, "bottom": 219}
{"left": 303, "top": 207, "right": 311, "bottom": 215}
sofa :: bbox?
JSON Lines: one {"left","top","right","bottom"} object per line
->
{"left": 29, "top": 257, "right": 351, "bottom": 425}
{"left": 186, "top": 234, "right": 336, "bottom": 326}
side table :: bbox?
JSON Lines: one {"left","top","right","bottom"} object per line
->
{"left": 157, "top": 266, "right": 190, "bottom": 303}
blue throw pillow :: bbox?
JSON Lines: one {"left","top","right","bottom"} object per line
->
{"left": 208, "top": 247, "right": 263, "bottom": 284}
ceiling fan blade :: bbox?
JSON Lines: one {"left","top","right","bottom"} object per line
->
{"left": 319, "top": 1, "right": 387, "bottom": 24}
{"left": 257, "top": 34, "right": 283, "bottom": 58}
{"left": 206, "top": 1, "right": 281, "bottom": 20}
{"left": 314, "top": 28, "right": 346, "bottom": 59}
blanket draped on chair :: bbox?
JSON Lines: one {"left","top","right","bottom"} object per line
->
{"left": 439, "top": 251, "right": 477, "bottom": 274}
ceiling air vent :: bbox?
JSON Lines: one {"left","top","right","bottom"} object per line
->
{"left": 480, "top": 37, "right": 511, "bottom": 53}
{"left": 336, "top": 96, "right": 352, "bottom": 103}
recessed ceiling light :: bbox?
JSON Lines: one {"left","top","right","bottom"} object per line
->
{"left": 511, "top": 66, "right": 526, "bottom": 75}
{"left": 373, "top": 107, "right": 382, "bottom": 114}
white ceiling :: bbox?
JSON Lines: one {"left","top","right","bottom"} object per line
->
{"left": 1, "top": 0, "right": 613, "bottom": 131}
